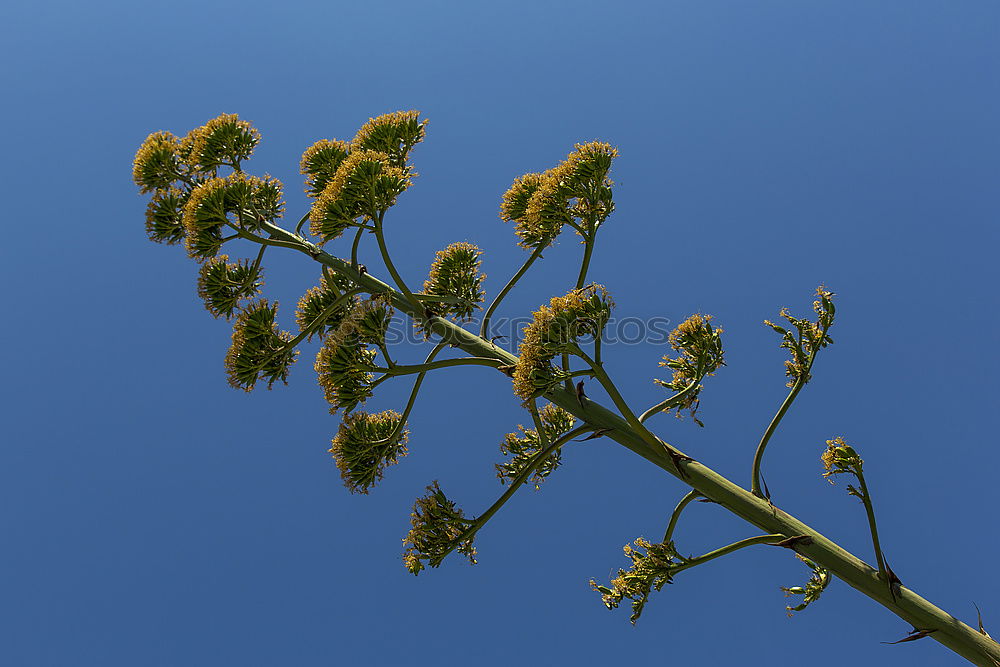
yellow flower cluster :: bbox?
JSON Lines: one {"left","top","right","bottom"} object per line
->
{"left": 330, "top": 410, "right": 408, "bottom": 494}
{"left": 513, "top": 285, "right": 613, "bottom": 399}
{"left": 308, "top": 149, "right": 412, "bottom": 241}
{"left": 352, "top": 110, "right": 427, "bottom": 166}
{"left": 500, "top": 141, "right": 618, "bottom": 249}
{"left": 422, "top": 242, "right": 486, "bottom": 321}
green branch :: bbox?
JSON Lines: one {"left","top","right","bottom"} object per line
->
{"left": 432, "top": 425, "right": 591, "bottom": 566}
{"left": 663, "top": 490, "right": 701, "bottom": 544}
{"left": 480, "top": 243, "right": 547, "bottom": 339}
{"left": 750, "top": 319, "right": 833, "bottom": 497}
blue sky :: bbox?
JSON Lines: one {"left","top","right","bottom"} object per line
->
{"left": 3, "top": 2, "right": 998, "bottom": 665}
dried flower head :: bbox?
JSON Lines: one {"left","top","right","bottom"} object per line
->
{"left": 513, "top": 285, "right": 614, "bottom": 399}
{"left": 309, "top": 150, "right": 412, "bottom": 242}
{"left": 224, "top": 299, "right": 297, "bottom": 391}
{"left": 185, "top": 113, "right": 261, "bottom": 172}
{"left": 402, "top": 481, "right": 476, "bottom": 575}
{"left": 300, "top": 139, "right": 351, "bottom": 197}
{"left": 497, "top": 403, "right": 576, "bottom": 488}
{"left": 352, "top": 110, "right": 426, "bottom": 168}
{"left": 330, "top": 410, "right": 409, "bottom": 494}
{"left": 133, "top": 131, "right": 182, "bottom": 193}
{"left": 144, "top": 187, "right": 189, "bottom": 245}
{"left": 764, "top": 286, "right": 835, "bottom": 387}
{"left": 590, "top": 538, "right": 680, "bottom": 624}
{"left": 422, "top": 242, "right": 486, "bottom": 321}
{"left": 197, "top": 254, "right": 264, "bottom": 320}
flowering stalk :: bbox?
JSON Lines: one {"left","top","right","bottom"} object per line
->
{"left": 248, "top": 218, "right": 1000, "bottom": 666}
{"left": 134, "top": 115, "right": 1000, "bottom": 665}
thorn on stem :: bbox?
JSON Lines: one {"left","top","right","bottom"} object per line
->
{"left": 884, "top": 557, "right": 902, "bottom": 603}
{"left": 974, "top": 602, "right": 992, "bottom": 638}
{"left": 882, "top": 628, "right": 936, "bottom": 644}
{"left": 663, "top": 446, "right": 693, "bottom": 479}
{"left": 768, "top": 535, "right": 813, "bottom": 549}
{"left": 575, "top": 428, "right": 613, "bottom": 441}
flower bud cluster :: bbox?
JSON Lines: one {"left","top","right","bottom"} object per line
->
{"left": 295, "top": 273, "right": 358, "bottom": 342}
{"left": 764, "top": 286, "right": 836, "bottom": 387}
{"left": 302, "top": 111, "right": 425, "bottom": 242}
{"left": 496, "top": 403, "right": 575, "bottom": 488}
{"left": 402, "top": 481, "right": 477, "bottom": 575}
{"left": 500, "top": 142, "right": 618, "bottom": 249}
{"left": 224, "top": 299, "right": 297, "bottom": 391}
{"left": 330, "top": 410, "right": 409, "bottom": 494}
{"left": 655, "top": 314, "right": 726, "bottom": 419}
{"left": 513, "top": 285, "right": 613, "bottom": 399}
{"left": 821, "top": 436, "right": 866, "bottom": 500}
{"left": 182, "top": 173, "right": 285, "bottom": 260}
{"left": 590, "top": 538, "right": 680, "bottom": 624}
{"left": 780, "top": 554, "right": 831, "bottom": 614}
{"left": 422, "top": 242, "right": 486, "bottom": 321}
{"left": 314, "top": 298, "right": 393, "bottom": 414}
{"left": 134, "top": 115, "right": 277, "bottom": 254}
{"left": 197, "top": 254, "right": 264, "bottom": 320}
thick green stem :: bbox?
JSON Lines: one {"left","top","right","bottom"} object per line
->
{"left": 480, "top": 244, "right": 546, "bottom": 339}
{"left": 255, "top": 219, "right": 1000, "bottom": 666}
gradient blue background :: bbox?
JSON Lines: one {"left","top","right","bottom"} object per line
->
{"left": 3, "top": 2, "right": 998, "bottom": 665}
